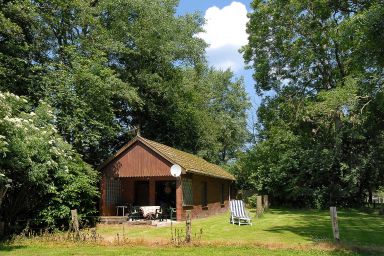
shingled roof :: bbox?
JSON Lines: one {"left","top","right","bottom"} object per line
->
{"left": 100, "top": 136, "right": 235, "bottom": 181}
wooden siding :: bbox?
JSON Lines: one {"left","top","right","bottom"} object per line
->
{"left": 179, "top": 174, "right": 231, "bottom": 220}
{"left": 104, "top": 141, "right": 173, "bottom": 177}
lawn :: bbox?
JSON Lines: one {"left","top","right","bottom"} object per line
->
{"left": 96, "top": 208, "right": 384, "bottom": 247}
{"left": 1, "top": 208, "right": 383, "bottom": 255}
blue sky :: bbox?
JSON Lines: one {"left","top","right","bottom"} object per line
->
{"left": 176, "top": 1, "right": 259, "bottom": 129}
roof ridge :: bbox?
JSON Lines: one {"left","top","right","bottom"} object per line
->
{"left": 140, "top": 137, "right": 208, "bottom": 162}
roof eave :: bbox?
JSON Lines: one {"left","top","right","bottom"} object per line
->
{"left": 186, "top": 168, "right": 236, "bottom": 181}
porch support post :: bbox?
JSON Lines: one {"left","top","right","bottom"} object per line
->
{"left": 149, "top": 179, "right": 156, "bottom": 205}
{"left": 176, "top": 177, "right": 183, "bottom": 221}
{"left": 100, "top": 175, "right": 106, "bottom": 216}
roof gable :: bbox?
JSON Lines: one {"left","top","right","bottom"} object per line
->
{"left": 100, "top": 136, "right": 235, "bottom": 181}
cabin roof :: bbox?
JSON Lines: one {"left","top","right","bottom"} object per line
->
{"left": 100, "top": 136, "right": 235, "bottom": 181}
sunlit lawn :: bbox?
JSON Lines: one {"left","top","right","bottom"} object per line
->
{"left": 97, "top": 208, "right": 384, "bottom": 247}
{"left": 1, "top": 208, "right": 384, "bottom": 255}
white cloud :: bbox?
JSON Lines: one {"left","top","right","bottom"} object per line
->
{"left": 197, "top": 2, "right": 249, "bottom": 71}
{"left": 198, "top": 2, "right": 248, "bottom": 50}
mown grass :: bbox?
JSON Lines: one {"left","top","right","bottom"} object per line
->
{"left": 0, "top": 244, "right": 366, "bottom": 256}
{"left": 97, "top": 208, "right": 384, "bottom": 247}
{"left": 1, "top": 208, "right": 383, "bottom": 255}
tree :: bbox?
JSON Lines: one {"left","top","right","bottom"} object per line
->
{"left": 239, "top": 0, "right": 384, "bottom": 207}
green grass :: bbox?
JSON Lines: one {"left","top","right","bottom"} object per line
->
{"left": 96, "top": 208, "right": 384, "bottom": 247}
{"left": 0, "top": 243, "right": 368, "bottom": 256}
{"left": 1, "top": 208, "right": 383, "bottom": 255}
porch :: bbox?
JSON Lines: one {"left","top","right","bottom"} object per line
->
{"left": 100, "top": 175, "right": 182, "bottom": 221}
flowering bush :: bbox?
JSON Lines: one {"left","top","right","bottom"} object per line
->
{"left": 0, "top": 92, "right": 99, "bottom": 228}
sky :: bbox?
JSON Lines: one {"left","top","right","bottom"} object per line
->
{"left": 177, "top": 0, "right": 259, "bottom": 128}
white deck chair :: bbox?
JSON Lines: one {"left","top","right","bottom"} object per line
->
{"left": 229, "top": 200, "right": 252, "bottom": 226}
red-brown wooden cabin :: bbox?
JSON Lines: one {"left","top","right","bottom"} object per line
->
{"left": 99, "top": 135, "right": 235, "bottom": 221}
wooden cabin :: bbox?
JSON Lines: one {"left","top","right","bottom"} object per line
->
{"left": 99, "top": 135, "right": 235, "bottom": 220}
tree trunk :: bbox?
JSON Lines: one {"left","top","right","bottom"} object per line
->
{"left": 368, "top": 189, "right": 373, "bottom": 205}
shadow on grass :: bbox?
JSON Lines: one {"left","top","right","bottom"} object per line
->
{"left": 259, "top": 208, "right": 384, "bottom": 255}
{"left": 0, "top": 244, "right": 27, "bottom": 252}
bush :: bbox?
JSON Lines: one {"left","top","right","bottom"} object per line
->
{"left": 0, "top": 92, "right": 99, "bottom": 231}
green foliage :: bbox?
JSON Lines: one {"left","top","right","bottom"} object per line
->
{"left": 147, "top": 68, "right": 250, "bottom": 164}
{"left": 0, "top": 0, "right": 249, "bottom": 167}
{"left": 0, "top": 92, "right": 98, "bottom": 227}
{"left": 238, "top": 0, "right": 384, "bottom": 208}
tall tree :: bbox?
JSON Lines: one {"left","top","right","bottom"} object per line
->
{"left": 239, "top": 0, "right": 384, "bottom": 207}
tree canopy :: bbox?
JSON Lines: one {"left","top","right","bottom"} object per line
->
{"left": 238, "top": 0, "right": 384, "bottom": 207}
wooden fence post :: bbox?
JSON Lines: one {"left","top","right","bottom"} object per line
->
{"left": 185, "top": 210, "right": 191, "bottom": 243}
{"left": 263, "top": 195, "right": 269, "bottom": 211}
{"left": 330, "top": 207, "right": 340, "bottom": 242}
{"left": 71, "top": 209, "right": 80, "bottom": 240}
{"left": 256, "top": 195, "right": 263, "bottom": 218}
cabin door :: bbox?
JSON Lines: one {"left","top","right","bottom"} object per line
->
{"left": 135, "top": 181, "right": 149, "bottom": 205}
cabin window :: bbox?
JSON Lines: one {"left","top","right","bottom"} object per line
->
{"left": 220, "top": 183, "right": 225, "bottom": 205}
{"left": 201, "top": 181, "right": 208, "bottom": 207}
{"left": 182, "top": 177, "right": 193, "bottom": 206}
{"left": 106, "top": 177, "right": 122, "bottom": 206}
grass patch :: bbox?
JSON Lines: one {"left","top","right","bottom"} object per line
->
{"left": 96, "top": 208, "right": 384, "bottom": 247}
{"left": 1, "top": 208, "right": 383, "bottom": 255}
{"left": 0, "top": 243, "right": 367, "bottom": 256}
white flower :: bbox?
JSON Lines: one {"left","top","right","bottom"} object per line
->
{"left": 48, "top": 140, "right": 54, "bottom": 145}
{"left": 4, "top": 117, "right": 23, "bottom": 125}
{"left": 29, "top": 112, "right": 36, "bottom": 116}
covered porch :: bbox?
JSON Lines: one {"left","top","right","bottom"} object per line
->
{"left": 100, "top": 175, "right": 182, "bottom": 220}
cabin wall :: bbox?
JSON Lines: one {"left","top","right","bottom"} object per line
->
{"left": 100, "top": 141, "right": 175, "bottom": 216}
{"left": 103, "top": 141, "right": 172, "bottom": 178}
{"left": 178, "top": 174, "right": 232, "bottom": 220}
